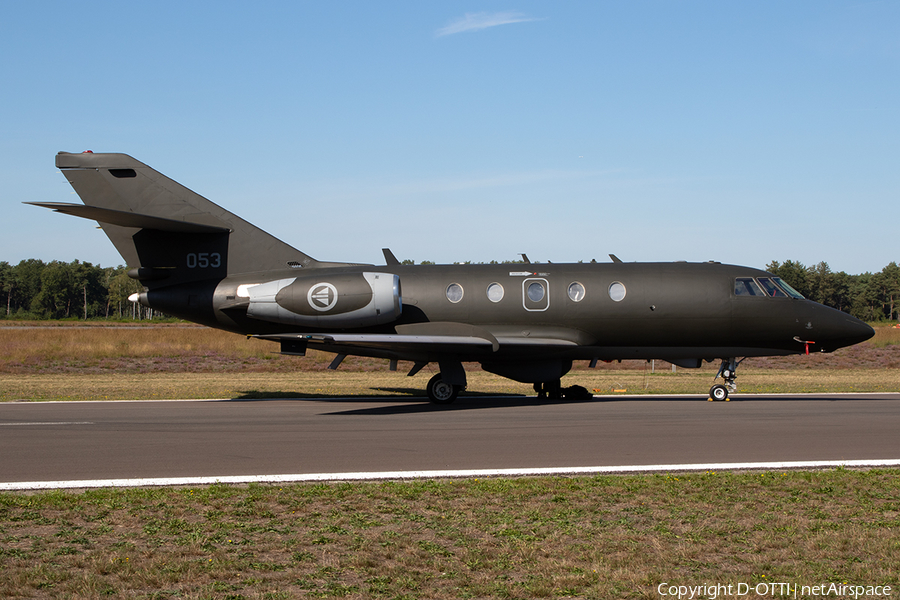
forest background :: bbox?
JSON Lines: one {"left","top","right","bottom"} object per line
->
{"left": 1, "top": 257, "right": 898, "bottom": 323}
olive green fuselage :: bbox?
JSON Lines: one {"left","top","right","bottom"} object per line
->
{"left": 139, "top": 260, "right": 876, "bottom": 372}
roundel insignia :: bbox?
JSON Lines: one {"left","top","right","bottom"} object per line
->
{"left": 307, "top": 282, "right": 338, "bottom": 312}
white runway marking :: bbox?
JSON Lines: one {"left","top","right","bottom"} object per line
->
{"left": 0, "top": 422, "right": 94, "bottom": 426}
{"left": 2, "top": 459, "right": 899, "bottom": 491}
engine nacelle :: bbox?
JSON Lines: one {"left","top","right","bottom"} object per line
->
{"left": 245, "top": 272, "right": 401, "bottom": 328}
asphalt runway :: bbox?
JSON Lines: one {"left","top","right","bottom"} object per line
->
{"left": 2, "top": 393, "right": 899, "bottom": 488}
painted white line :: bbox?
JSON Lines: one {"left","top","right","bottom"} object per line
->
{"left": 2, "top": 399, "right": 225, "bottom": 404}
{"left": 0, "top": 422, "right": 94, "bottom": 426}
{"left": 2, "top": 459, "right": 899, "bottom": 491}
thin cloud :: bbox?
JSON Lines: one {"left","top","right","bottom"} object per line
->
{"left": 435, "top": 11, "right": 542, "bottom": 37}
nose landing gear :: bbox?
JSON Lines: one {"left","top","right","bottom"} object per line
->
{"left": 709, "top": 357, "right": 744, "bottom": 401}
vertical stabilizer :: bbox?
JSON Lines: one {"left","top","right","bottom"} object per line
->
{"left": 54, "top": 151, "right": 321, "bottom": 275}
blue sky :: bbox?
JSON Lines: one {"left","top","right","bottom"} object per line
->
{"left": 2, "top": 1, "right": 897, "bottom": 274}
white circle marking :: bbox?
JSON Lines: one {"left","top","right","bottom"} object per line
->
{"left": 308, "top": 282, "right": 338, "bottom": 311}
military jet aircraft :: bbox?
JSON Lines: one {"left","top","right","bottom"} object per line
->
{"left": 30, "top": 151, "right": 875, "bottom": 403}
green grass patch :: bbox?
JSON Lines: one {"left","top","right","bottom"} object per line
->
{"left": 1, "top": 471, "right": 898, "bottom": 598}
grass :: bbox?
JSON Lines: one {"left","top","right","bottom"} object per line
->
{"left": 1, "top": 368, "right": 899, "bottom": 402}
{"left": 2, "top": 323, "right": 899, "bottom": 374}
{"left": 1, "top": 323, "right": 898, "bottom": 597}
{"left": 871, "top": 324, "right": 900, "bottom": 347}
{"left": 0, "top": 323, "right": 898, "bottom": 400}
{"left": 1, "top": 471, "right": 898, "bottom": 599}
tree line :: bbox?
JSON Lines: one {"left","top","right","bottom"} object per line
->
{"left": 766, "top": 260, "right": 899, "bottom": 322}
{"left": 1, "top": 258, "right": 898, "bottom": 322}
{"left": 0, "top": 260, "right": 149, "bottom": 320}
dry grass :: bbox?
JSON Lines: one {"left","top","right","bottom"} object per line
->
{"left": 0, "top": 323, "right": 898, "bottom": 400}
{"left": 871, "top": 325, "right": 900, "bottom": 348}
{"left": 1, "top": 368, "right": 899, "bottom": 403}
{"left": 1, "top": 471, "right": 898, "bottom": 599}
{"left": 0, "top": 326, "right": 285, "bottom": 374}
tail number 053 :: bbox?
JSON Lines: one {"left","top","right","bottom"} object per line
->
{"left": 186, "top": 252, "right": 222, "bottom": 269}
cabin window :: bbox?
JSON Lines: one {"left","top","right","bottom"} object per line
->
{"left": 567, "top": 282, "right": 585, "bottom": 302}
{"left": 772, "top": 277, "right": 805, "bottom": 299}
{"left": 446, "top": 283, "right": 464, "bottom": 303}
{"left": 487, "top": 282, "right": 504, "bottom": 303}
{"left": 757, "top": 277, "right": 788, "bottom": 297}
{"left": 527, "top": 281, "right": 545, "bottom": 302}
{"left": 734, "top": 277, "right": 766, "bottom": 296}
{"left": 608, "top": 281, "right": 626, "bottom": 302}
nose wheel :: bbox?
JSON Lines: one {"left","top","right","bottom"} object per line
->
{"left": 709, "top": 358, "right": 744, "bottom": 401}
{"left": 709, "top": 384, "right": 730, "bottom": 401}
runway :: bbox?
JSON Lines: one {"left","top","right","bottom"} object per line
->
{"left": 1, "top": 393, "right": 899, "bottom": 489}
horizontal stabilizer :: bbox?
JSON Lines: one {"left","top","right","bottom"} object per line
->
{"left": 26, "top": 202, "right": 231, "bottom": 234}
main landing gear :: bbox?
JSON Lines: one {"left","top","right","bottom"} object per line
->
{"left": 533, "top": 380, "right": 593, "bottom": 400}
{"left": 534, "top": 380, "right": 562, "bottom": 400}
{"left": 426, "top": 373, "right": 463, "bottom": 404}
{"left": 709, "top": 358, "right": 744, "bottom": 401}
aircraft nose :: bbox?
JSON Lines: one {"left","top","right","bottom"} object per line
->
{"left": 808, "top": 305, "right": 874, "bottom": 352}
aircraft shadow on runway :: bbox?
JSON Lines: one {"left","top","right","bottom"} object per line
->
{"left": 224, "top": 387, "right": 594, "bottom": 412}
{"left": 219, "top": 391, "right": 891, "bottom": 416}
{"left": 322, "top": 394, "right": 619, "bottom": 415}
{"left": 227, "top": 387, "right": 526, "bottom": 402}
{"left": 222, "top": 389, "right": 661, "bottom": 415}
{"left": 319, "top": 394, "right": 832, "bottom": 416}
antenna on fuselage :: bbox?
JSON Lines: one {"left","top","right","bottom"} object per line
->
{"left": 382, "top": 248, "right": 401, "bottom": 266}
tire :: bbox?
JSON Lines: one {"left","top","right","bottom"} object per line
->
{"left": 427, "top": 373, "right": 459, "bottom": 404}
{"left": 709, "top": 384, "right": 729, "bottom": 401}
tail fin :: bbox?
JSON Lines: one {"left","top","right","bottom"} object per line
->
{"left": 45, "top": 152, "right": 325, "bottom": 278}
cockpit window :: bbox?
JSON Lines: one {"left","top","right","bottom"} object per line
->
{"left": 734, "top": 278, "right": 765, "bottom": 296}
{"left": 772, "top": 277, "right": 805, "bottom": 299}
{"left": 757, "top": 277, "right": 788, "bottom": 297}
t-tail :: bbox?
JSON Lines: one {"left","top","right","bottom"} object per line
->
{"left": 29, "top": 151, "right": 352, "bottom": 325}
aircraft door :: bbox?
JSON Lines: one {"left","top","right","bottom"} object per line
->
{"left": 522, "top": 278, "right": 549, "bottom": 311}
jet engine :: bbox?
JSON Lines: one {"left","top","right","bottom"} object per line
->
{"left": 244, "top": 272, "right": 401, "bottom": 328}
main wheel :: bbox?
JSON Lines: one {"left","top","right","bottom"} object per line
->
{"left": 709, "top": 384, "right": 729, "bottom": 401}
{"left": 427, "top": 373, "right": 460, "bottom": 404}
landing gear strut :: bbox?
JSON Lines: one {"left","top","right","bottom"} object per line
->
{"left": 709, "top": 358, "right": 744, "bottom": 401}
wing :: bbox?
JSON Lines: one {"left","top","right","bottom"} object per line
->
{"left": 254, "top": 321, "right": 579, "bottom": 363}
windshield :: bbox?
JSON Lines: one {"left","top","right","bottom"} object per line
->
{"left": 757, "top": 277, "right": 788, "bottom": 297}
{"left": 772, "top": 277, "right": 804, "bottom": 299}
{"left": 735, "top": 276, "right": 805, "bottom": 299}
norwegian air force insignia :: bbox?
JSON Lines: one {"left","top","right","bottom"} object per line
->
{"left": 308, "top": 283, "right": 338, "bottom": 311}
